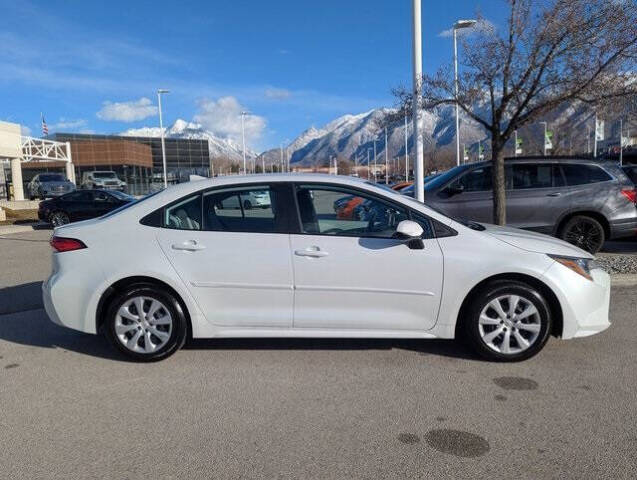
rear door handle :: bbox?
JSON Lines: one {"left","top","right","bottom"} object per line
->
{"left": 546, "top": 192, "right": 562, "bottom": 197}
{"left": 295, "top": 247, "right": 329, "bottom": 258}
{"left": 172, "top": 240, "right": 206, "bottom": 252}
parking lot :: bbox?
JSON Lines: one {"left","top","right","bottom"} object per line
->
{"left": 1, "top": 229, "right": 636, "bottom": 479}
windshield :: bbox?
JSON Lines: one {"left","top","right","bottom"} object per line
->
{"left": 100, "top": 190, "right": 161, "bottom": 219}
{"left": 93, "top": 172, "right": 117, "bottom": 179}
{"left": 39, "top": 174, "right": 66, "bottom": 182}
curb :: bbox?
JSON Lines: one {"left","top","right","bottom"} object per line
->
{"left": 0, "top": 223, "right": 43, "bottom": 236}
{"left": 611, "top": 274, "right": 637, "bottom": 287}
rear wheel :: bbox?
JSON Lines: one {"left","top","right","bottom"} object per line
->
{"left": 460, "top": 280, "right": 552, "bottom": 362}
{"left": 104, "top": 285, "right": 187, "bottom": 362}
{"left": 49, "top": 211, "right": 70, "bottom": 227}
{"left": 559, "top": 215, "right": 605, "bottom": 254}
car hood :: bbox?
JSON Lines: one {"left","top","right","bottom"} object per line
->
{"left": 481, "top": 223, "right": 593, "bottom": 259}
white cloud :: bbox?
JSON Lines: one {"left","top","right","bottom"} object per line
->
{"left": 20, "top": 125, "right": 31, "bottom": 136}
{"left": 438, "top": 19, "right": 495, "bottom": 38}
{"left": 50, "top": 118, "right": 87, "bottom": 130}
{"left": 277, "top": 49, "right": 290, "bottom": 55}
{"left": 265, "top": 87, "right": 292, "bottom": 100}
{"left": 193, "top": 96, "right": 266, "bottom": 145}
{"left": 96, "top": 97, "right": 157, "bottom": 122}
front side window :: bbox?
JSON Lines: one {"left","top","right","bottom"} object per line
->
{"left": 165, "top": 194, "right": 201, "bottom": 231}
{"left": 561, "top": 164, "right": 612, "bottom": 185}
{"left": 296, "top": 185, "right": 409, "bottom": 238}
{"left": 451, "top": 167, "right": 492, "bottom": 192}
{"left": 203, "top": 186, "right": 278, "bottom": 233}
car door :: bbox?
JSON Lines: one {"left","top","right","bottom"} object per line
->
{"left": 433, "top": 166, "right": 493, "bottom": 223}
{"left": 290, "top": 183, "right": 444, "bottom": 331}
{"left": 60, "top": 191, "right": 93, "bottom": 221}
{"left": 155, "top": 184, "right": 294, "bottom": 328}
{"left": 505, "top": 163, "right": 571, "bottom": 233}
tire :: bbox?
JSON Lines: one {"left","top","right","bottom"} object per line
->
{"left": 460, "top": 280, "right": 552, "bottom": 362}
{"left": 104, "top": 285, "right": 187, "bottom": 362}
{"left": 49, "top": 211, "right": 70, "bottom": 227}
{"left": 243, "top": 200, "right": 252, "bottom": 210}
{"left": 559, "top": 215, "right": 605, "bottom": 254}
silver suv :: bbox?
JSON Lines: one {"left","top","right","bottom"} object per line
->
{"left": 81, "top": 171, "right": 126, "bottom": 191}
{"left": 413, "top": 158, "right": 637, "bottom": 253}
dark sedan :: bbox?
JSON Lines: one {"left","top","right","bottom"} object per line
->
{"left": 38, "top": 190, "right": 135, "bottom": 227}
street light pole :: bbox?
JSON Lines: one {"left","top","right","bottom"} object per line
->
{"left": 157, "top": 89, "right": 170, "bottom": 188}
{"left": 619, "top": 117, "right": 624, "bottom": 166}
{"left": 373, "top": 138, "right": 377, "bottom": 182}
{"left": 452, "top": 20, "right": 477, "bottom": 167}
{"left": 384, "top": 127, "right": 389, "bottom": 184}
{"left": 540, "top": 121, "right": 548, "bottom": 156}
{"left": 404, "top": 113, "right": 409, "bottom": 181}
{"left": 240, "top": 111, "right": 249, "bottom": 174}
{"left": 412, "top": 0, "right": 424, "bottom": 201}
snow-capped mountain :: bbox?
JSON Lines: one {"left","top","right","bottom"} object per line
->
{"left": 261, "top": 106, "right": 485, "bottom": 167}
{"left": 121, "top": 119, "right": 257, "bottom": 162}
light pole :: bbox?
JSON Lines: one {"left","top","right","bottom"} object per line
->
{"left": 384, "top": 127, "right": 389, "bottom": 184}
{"left": 373, "top": 138, "right": 378, "bottom": 182}
{"left": 540, "top": 121, "right": 548, "bottom": 156}
{"left": 157, "top": 89, "right": 170, "bottom": 188}
{"left": 240, "top": 111, "right": 249, "bottom": 174}
{"left": 452, "top": 19, "right": 477, "bottom": 167}
{"left": 367, "top": 149, "right": 372, "bottom": 179}
{"left": 412, "top": 0, "right": 424, "bottom": 201}
{"left": 619, "top": 117, "right": 624, "bottom": 166}
{"left": 404, "top": 113, "right": 409, "bottom": 181}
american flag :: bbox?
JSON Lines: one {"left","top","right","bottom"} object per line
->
{"left": 41, "top": 113, "right": 49, "bottom": 136}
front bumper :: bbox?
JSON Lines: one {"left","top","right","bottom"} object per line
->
{"left": 543, "top": 262, "right": 611, "bottom": 339}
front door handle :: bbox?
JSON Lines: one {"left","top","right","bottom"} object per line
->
{"left": 294, "top": 247, "right": 329, "bottom": 258}
{"left": 546, "top": 192, "right": 562, "bottom": 197}
{"left": 172, "top": 240, "right": 206, "bottom": 252}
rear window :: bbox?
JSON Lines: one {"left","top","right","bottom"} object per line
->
{"left": 561, "top": 164, "right": 612, "bottom": 185}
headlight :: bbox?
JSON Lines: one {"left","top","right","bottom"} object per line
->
{"left": 548, "top": 255, "right": 602, "bottom": 281}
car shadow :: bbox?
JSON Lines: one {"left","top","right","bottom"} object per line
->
{"left": 0, "top": 281, "right": 481, "bottom": 362}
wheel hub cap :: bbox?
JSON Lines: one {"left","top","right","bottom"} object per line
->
{"left": 114, "top": 296, "right": 173, "bottom": 354}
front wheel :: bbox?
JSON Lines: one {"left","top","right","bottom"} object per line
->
{"left": 104, "top": 286, "right": 187, "bottom": 362}
{"left": 460, "top": 280, "right": 552, "bottom": 362}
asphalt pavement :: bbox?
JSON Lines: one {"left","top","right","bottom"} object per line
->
{"left": 1, "top": 230, "right": 636, "bottom": 479}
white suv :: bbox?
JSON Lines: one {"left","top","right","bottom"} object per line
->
{"left": 81, "top": 171, "right": 126, "bottom": 191}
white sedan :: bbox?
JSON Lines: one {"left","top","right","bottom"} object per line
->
{"left": 43, "top": 174, "right": 611, "bottom": 362}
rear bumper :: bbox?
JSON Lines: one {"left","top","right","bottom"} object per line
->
{"left": 542, "top": 263, "right": 611, "bottom": 339}
{"left": 609, "top": 217, "right": 637, "bottom": 239}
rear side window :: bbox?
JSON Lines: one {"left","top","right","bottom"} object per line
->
{"left": 165, "top": 195, "right": 202, "bottom": 231}
{"left": 61, "top": 191, "right": 91, "bottom": 202}
{"left": 561, "top": 164, "right": 612, "bottom": 185}
{"left": 203, "top": 186, "right": 279, "bottom": 233}
{"left": 511, "top": 164, "right": 553, "bottom": 189}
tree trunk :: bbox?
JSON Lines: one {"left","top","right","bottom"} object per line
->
{"left": 491, "top": 134, "right": 506, "bottom": 225}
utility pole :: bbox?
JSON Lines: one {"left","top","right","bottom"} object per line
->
{"left": 373, "top": 138, "right": 377, "bottom": 182}
{"left": 367, "top": 149, "right": 371, "bottom": 179}
{"left": 412, "top": 0, "right": 424, "bottom": 201}
{"left": 587, "top": 124, "right": 591, "bottom": 154}
{"left": 540, "top": 121, "right": 548, "bottom": 156}
{"left": 593, "top": 113, "right": 598, "bottom": 158}
{"left": 619, "top": 117, "right": 624, "bottom": 166}
{"left": 384, "top": 127, "right": 389, "bottom": 184}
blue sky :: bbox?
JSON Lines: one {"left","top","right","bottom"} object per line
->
{"left": 0, "top": 0, "right": 507, "bottom": 151}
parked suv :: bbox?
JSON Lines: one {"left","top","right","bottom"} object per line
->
{"left": 27, "top": 173, "right": 75, "bottom": 200}
{"left": 81, "top": 171, "right": 126, "bottom": 191}
{"left": 410, "top": 158, "right": 637, "bottom": 253}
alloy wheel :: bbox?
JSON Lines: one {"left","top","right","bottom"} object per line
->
{"left": 50, "top": 212, "right": 70, "bottom": 227}
{"left": 563, "top": 219, "right": 603, "bottom": 253}
{"left": 478, "top": 294, "right": 542, "bottom": 355}
{"left": 114, "top": 296, "right": 173, "bottom": 354}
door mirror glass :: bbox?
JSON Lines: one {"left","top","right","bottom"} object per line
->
{"left": 395, "top": 220, "right": 424, "bottom": 239}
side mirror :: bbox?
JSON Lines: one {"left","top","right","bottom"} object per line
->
{"left": 395, "top": 220, "right": 425, "bottom": 250}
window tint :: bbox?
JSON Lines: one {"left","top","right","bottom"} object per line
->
{"left": 511, "top": 164, "right": 553, "bottom": 189}
{"left": 203, "top": 186, "right": 278, "bottom": 233}
{"left": 451, "top": 167, "right": 492, "bottom": 192}
{"left": 296, "top": 185, "right": 409, "bottom": 238}
{"left": 561, "top": 164, "right": 612, "bottom": 185}
{"left": 165, "top": 195, "right": 201, "bottom": 231}
{"left": 61, "top": 191, "right": 91, "bottom": 202}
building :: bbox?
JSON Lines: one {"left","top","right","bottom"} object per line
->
{"left": 21, "top": 133, "right": 211, "bottom": 194}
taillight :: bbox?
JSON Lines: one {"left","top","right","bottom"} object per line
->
{"left": 621, "top": 189, "right": 637, "bottom": 204}
{"left": 50, "top": 236, "right": 87, "bottom": 252}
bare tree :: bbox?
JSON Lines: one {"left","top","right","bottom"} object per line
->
{"left": 394, "top": 0, "right": 637, "bottom": 224}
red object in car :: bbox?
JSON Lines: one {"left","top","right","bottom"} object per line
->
{"left": 50, "top": 236, "right": 87, "bottom": 253}
{"left": 620, "top": 189, "right": 637, "bottom": 204}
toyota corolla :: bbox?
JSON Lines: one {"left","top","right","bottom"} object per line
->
{"left": 43, "top": 174, "right": 611, "bottom": 362}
